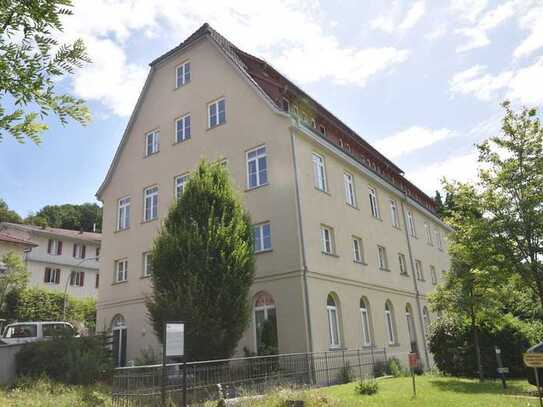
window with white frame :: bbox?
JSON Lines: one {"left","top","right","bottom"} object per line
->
{"left": 312, "top": 153, "right": 327, "bottom": 191}
{"left": 145, "top": 130, "right": 159, "bottom": 156}
{"left": 117, "top": 197, "right": 130, "bottom": 231}
{"left": 425, "top": 222, "right": 433, "bottom": 245}
{"left": 390, "top": 200, "right": 400, "bottom": 228}
{"left": 344, "top": 172, "right": 356, "bottom": 206}
{"left": 115, "top": 259, "right": 128, "bottom": 283}
{"left": 143, "top": 186, "right": 158, "bottom": 222}
{"left": 398, "top": 253, "right": 408, "bottom": 275}
{"left": 385, "top": 301, "right": 396, "bottom": 345}
{"left": 435, "top": 229, "right": 443, "bottom": 250}
{"left": 415, "top": 259, "right": 424, "bottom": 281}
{"left": 254, "top": 292, "right": 278, "bottom": 355}
{"left": 352, "top": 236, "right": 363, "bottom": 263}
{"left": 47, "top": 239, "right": 62, "bottom": 255}
{"left": 175, "top": 114, "right": 191, "bottom": 143}
{"left": 247, "top": 146, "right": 268, "bottom": 189}
{"left": 72, "top": 243, "right": 86, "bottom": 259}
{"left": 320, "top": 225, "right": 334, "bottom": 255}
{"left": 176, "top": 61, "right": 190, "bottom": 88}
{"left": 422, "top": 306, "right": 431, "bottom": 336}
{"left": 407, "top": 210, "right": 416, "bottom": 237}
{"left": 327, "top": 294, "right": 341, "bottom": 348}
{"left": 378, "top": 245, "right": 388, "bottom": 270}
{"left": 208, "top": 98, "right": 226, "bottom": 128}
{"left": 319, "top": 125, "right": 326, "bottom": 135}
{"left": 252, "top": 222, "right": 271, "bottom": 253}
{"left": 175, "top": 174, "right": 189, "bottom": 199}
{"left": 369, "top": 186, "right": 380, "bottom": 218}
{"left": 70, "top": 270, "right": 85, "bottom": 287}
{"left": 360, "top": 297, "right": 372, "bottom": 346}
{"left": 430, "top": 265, "right": 437, "bottom": 284}
{"left": 44, "top": 267, "right": 60, "bottom": 284}
{"left": 143, "top": 252, "right": 153, "bottom": 277}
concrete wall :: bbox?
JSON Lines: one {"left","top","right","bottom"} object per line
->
{"left": 0, "top": 344, "right": 25, "bottom": 386}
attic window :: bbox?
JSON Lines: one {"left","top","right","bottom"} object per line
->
{"left": 319, "top": 125, "right": 326, "bottom": 135}
{"left": 311, "top": 119, "right": 316, "bottom": 128}
{"left": 282, "top": 98, "right": 290, "bottom": 112}
{"left": 338, "top": 139, "right": 344, "bottom": 148}
{"left": 345, "top": 143, "right": 351, "bottom": 153}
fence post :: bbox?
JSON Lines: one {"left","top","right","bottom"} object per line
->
{"left": 357, "top": 349, "right": 362, "bottom": 379}
{"left": 325, "top": 351, "right": 330, "bottom": 386}
{"left": 305, "top": 352, "right": 311, "bottom": 386}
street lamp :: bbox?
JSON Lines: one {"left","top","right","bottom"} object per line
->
{"left": 62, "top": 256, "right": 99, "bottom": 321}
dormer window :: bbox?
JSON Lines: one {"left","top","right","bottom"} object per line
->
{"left": 319, "top": 125, "right": 326, "bottom": 135}
{"left": 338, "top": 139, "right": 344, "bottom": 148}
{"left": 282, "top": 98, "right": 289, "bottom": 112}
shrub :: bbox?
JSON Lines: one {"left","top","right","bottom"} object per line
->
{"left": 385, "top": 357, "right": 404, "bottom": 377}
{"left": 337, "top": 361, "right": 353, "bottom": 384}
{"left": 372, "top": 360, "right": 386, "bottom": 377}
{"left": 355, "top": 378, "right": 379, "bottom": 395}
{"left": 16, "top": 333, "right": 112, "bottom": 385}
{"left": 134, "top": 345, "right": 162, "bottom": 366}
{"left": 428, "top": 315, "right": 543, "bottom": 378}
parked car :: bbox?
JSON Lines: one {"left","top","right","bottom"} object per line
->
{"left": 1, "top": 321, "right": 76, "bottom": 345}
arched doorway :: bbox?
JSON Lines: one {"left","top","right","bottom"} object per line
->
{"left": 111, "top": 314, "right": 127, "bottom": 367}
{"left": 254, "top": 292, "right": 278, "bottom": 355}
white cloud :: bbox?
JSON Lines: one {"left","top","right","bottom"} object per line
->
{"left": 514, "top": 4, "right": 543, "bottom": 58}
{"left": 425, "top": 26, "right": 446, "bottom": 41}
{"left": 60, "top": 0, "right": 410, "bottom": 117}
{"left": 371, "top": 1, "right": 425, "bottom": 33}
{"left": 406, "top": 152, "right": 478, "bottom": 195}
{"left": 450, "top": 0, "right": 489, "bottom": 22}
{"left": 374, "top": 126, "right": 455, "bottom": 159}
{"left": 450, "top": 59, "right": 543, "bottom": 105}
{"left": 454, "top": 1, "right": 517, "bottom": 52}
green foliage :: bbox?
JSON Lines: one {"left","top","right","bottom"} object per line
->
{"left": 385, "top": 357, "right": 404, "bottom": 377}
{"left": 0, "top": 198, "right": 22, "bottom": 223}
{"left": 0, "top": 251, "right": 29, "bottom": 316}
{"left": 146, "top": 160, "right": 255, "bottom": 361}
{"left": 428, "top": 316, "right": 543, "bottom": 378}
{"left": 0, "top": 0, "right": 91, "bottom": 144}
{"left": 16, "top": 334, "right": 112, "bottom": 385}
{"left": 337, "top": 361, "right": 353, "bottom": 384}
{"left": 25, "top": 203, "right": 102, "bottom": 232}
{"left": 355, "top": 378, "right": 379, "bottom": 395}
{"left": 134, "top": 345, "right": 162, "bottom": 366}
{"left": 258, "top": 317, "right": 278, "bottom": 355}
{"left": 372, "top": 360, "right": 386, "bottom": 377}
{"left": 5, "top": 287, "right": 95, "bottom": 329}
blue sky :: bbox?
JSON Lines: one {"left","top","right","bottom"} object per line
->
{"left": 1, "top": 0, "right": 542, "bottom": 216}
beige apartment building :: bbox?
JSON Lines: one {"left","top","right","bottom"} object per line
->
{"left": 96, "top": 23, "right": 451, "bottom": 367}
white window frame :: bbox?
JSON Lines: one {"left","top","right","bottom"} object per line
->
{"left": 390, "top": 200, "right": 400, "bottom": 228}
{"left": 70, "top": 270, "right": 84, "bottom": 287}
{"left": 423, "top": 307, "right": 431, "bottom": 336}
{"left": 360, "top": 299, "right": 372, "bottom": 347}
{"left": 117, "top": 197, "right": 130, "bottom": 231}
{"left": 415, "top": 259, "right": 424, "bottom": 281}
{"left": 425, "top": 223, "right": 433, "bottom": 245}
{"left": 435, "top": 229, "right": 443, "bottom": 250}
{"left": 369, "top": 186, "right": 380, "bottom": 218}
{"left": 407, "top": 210, "right": 416, "bottom": 237}
{"left": 320, "top": 225, "right": 334, "bottom": 255}
{"left": 378, "top": 245, "right": 388, "bottom": 270}
{"left": 143, "top": 252, "right": 153, "bottom": 277}
{"left": 430, "top": 265, "right": 437, "bottom": 284}
{"left": 327, "top": 296, "right": 341, "bottom": 349}
{"left": 385, "top": 302, "right": 396, "bottom": 345}
{"left": 175, "top": 174, "right": 189, "bottom": 199}
{"left": 246, "top": 145, "right": 268, "bottom": 189}
{"left": 175, "top": 114, "right": 191, "bottom": 143}
{"left": 352, "top": 236, "right": 363, "bottom": 263}
{"left": 319, "top": 125, "right": 326, "bottom": 135}
{"left": 344, "top": 171, "right": 356, "bottom": 207}
{"left": 175, "top": 61, "right": 190, "bottom": 88}
{"left": 145, "top": 130, "right": 159, "bottom": 156}
{"left": 115, "top": 259, "right": 128, "bottom": 283}
{"left": 44, "top": 267, "right": 60, "bottom": 284}
{"left": 398, "top": 253, "right": 408, "bottom": 275}
{"left": 143, "top": 186, "right": 159, "bottom": 222}
{"left": 208, "top": 98, "right": 226, "bottom": 128}
{"left": 73, "top": 243, "right": 86, "bottom": 259}
{"left": 312, "top": 153, "right": 327, "bottom": 191}
{"left": 252, "top": 222, "right": 272, "bottom": 253}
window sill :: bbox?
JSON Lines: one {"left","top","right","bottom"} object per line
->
{"left": 353, "top": 260, "right": 367, "bottom": 265}
{"left": 174, "top": 80, "right": 191, "bottom": 91}
{"left": 206, "top": 122, "right": 227, "bottom": 131}
{"left": 346, "top": 203, "right": 359, "bottom": 210}
{"left": 387, "top": 343, "right": 401, "bottom": 348}
{"left": 141, "top": 275, "right": 151, "bottom": 279}
{"left": 112, "top": 280, "right": 128, "bottom": 286}
{"left": 114, "top": 227, "right": 130, "bottom": 234}
{"left": 245, "top": 183, "right": 269, "bottom": 192}
{"left": 141, "top": 218, "right": 159, "bottom": 225}
{"left": 371, "top": 216, "right": 383, "bottom": 222}
{"left": 143, "top": 151, "right": 159, "bottom": 159}
{"left": 400, "top": 272, "right": 410, "bottom": 277}
{"left": 328, "top": 346, "right": 345, "bottom": 351}
{"left": 322, "top": 251, "right": 339, "bottom": 258}
{"left": 314, "top": 186, "right": 331, "bottom": 196}
{"left": 392, "top": 225, "right": 402, "bottom": 231}
{"left": 255, "top": 249, "right": 273, "bottom": 255}
{"left": 173, "top": 137, "right": 191, "bottom": 145}
{"left": 379, "top": 267, "right": 391, "bottom": 272}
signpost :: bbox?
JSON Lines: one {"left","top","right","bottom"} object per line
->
{"left": 162, "top": 322, "right": 186, "bottom": 407}
{"left": 494, "top": 347, "right": 508, "bottom": 389}
{"left": 524, "top": 352, "right": 543, "bottom": 407}
{"left": 408, "top": 352, "right": 418, "bottom": 397}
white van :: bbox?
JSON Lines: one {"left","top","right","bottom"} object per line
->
{"left": 1, "top": 321, "right": 76, "bottom": 345}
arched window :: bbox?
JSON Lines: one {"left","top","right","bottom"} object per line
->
{"left": 405, "top": 303, "right": 418, "bottom": 353}
{"left": 359, "top": 297, "right": 372, "bottom": 347}
{"left": 384, "top": 301, "right": 396, "bottom": 345}
{"left": 111, "top": 314, "right": 127, "bottom": 367}
{"left": 327, "top": 294, "right": 341, "bottom": 348}
{"left": 422, "top": 306, "right": 431, "bottom": 336}
{"left": 254, "top": 292, "right": 278, "bottom": 355}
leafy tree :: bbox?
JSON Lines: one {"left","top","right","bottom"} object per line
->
{"left": 146, "top": 160, "right": 255, "bottom": 361}
{"left": 0, "top": 198, "right": 22, "bottom": 223}
{"left": 434, "top": 190, "right": 445, "bottom": 217}
{"left": 1, "top": 0, "right": 91, "bottom": 144}
{"left": 0, "top": 251, "right": 29, "bottom": 316}
{"left": 25, "top": 203, "right": 102, "bottom": 232}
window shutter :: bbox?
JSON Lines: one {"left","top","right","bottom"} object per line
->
{"left": 47, "top": 240, "right": 52, "bottom": 254}
{"left": 80, "top": 272, "right": 85, "bottom": 287}
{"left": 55, "top": 269, "right": 60, "bottom": 284}
{"left": 82, "top": 245, "right": 86, "bottom": 259}
{"left": 44, "top": 268, "right": 49, "bottom": 282}
{"left": 73, "top": 244, "right": 77, "bottom": 258}
{"left": 58, "top": 241, "right": 63, "bottom": 255}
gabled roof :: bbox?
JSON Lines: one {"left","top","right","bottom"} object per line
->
{"left": 97, "top": 23, "right": 437, "bottom": 214}
{"left": 0, "top": 231, "right": 36, "bottom": 248}
{"left": 0, "top": 223, "right": 101, "bottom": 244}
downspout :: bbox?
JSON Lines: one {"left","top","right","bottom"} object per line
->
{"left": 400, "top": 192, "right": 430, "bottom": 369}
{"left": 290, "top": 127, "right": 314, "bottom": 354}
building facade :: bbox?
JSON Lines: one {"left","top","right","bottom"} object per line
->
{"left": 96, "top": 24, "right": 451, "bottom": 367}
{"left": 0, "top": 223, "right": 101, "bottom": 299}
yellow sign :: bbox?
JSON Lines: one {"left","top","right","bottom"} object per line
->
{"left": 523, "top": 353, "right": 543, "bottom": 368}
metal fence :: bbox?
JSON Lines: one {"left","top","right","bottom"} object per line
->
{"left": 112, "top": 348, "right": 388, "bottom": 406}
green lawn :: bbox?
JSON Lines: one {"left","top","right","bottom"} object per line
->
{"left": 320, "top": 375, "right": 538, "bottom": 407}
